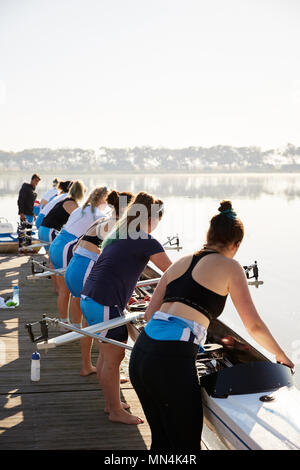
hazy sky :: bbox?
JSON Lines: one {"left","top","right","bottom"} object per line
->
{"left": 0, "top": 0, "right": 299, "bottom": 151}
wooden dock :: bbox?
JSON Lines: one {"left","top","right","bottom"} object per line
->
{"left": 0, "top": 253, "right": 225, "bottom": 450}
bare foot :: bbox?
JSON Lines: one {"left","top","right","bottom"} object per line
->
{"left": 109, "top": 408, "right": 144, "bottom": 425}
{"left": 104, "top": 401, "right": 130, "bottom": 414}
{"left": 80, "top": 365, "right": 97, "bottom": 376}
{"left": 120, "top": 374, "right": 129, "bottom": 384}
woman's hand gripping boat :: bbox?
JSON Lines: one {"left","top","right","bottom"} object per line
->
{"left": 25, "top": 260, "right": 300, "bottom": 450}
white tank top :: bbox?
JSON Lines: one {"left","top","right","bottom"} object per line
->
{"left": 40, "top": 193, "right": 68, "bottom": 216}
{"left": 41, "top": 187, "right": 58, "bottom": 203}
{"left": 64, "top": 204, "right": 107, "bottom": 238}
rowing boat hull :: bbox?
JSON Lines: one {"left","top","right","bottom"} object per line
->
{"left": 203, "top": 385, "right": 300, "bottom": 450}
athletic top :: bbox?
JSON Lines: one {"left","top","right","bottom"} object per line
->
{"left": 41, "top": 197, "right": 74, "bottom": 231}
{"left": 40, "top": 193, "right": 68, "bottom": 217}
{"left": 80, "top": 215, "right": 113, "bottom": 247}
{"left": 163, "top": 251, "right": 228, "bottom": 322}
{"left": 41, "top": 187, "right": 58, "bottom": 205}
{"left": 63, "top": 205, "right": 105, "bottom": 238}
{"left": 82, "top": 231, "right": 164, "bottom": 310}
{"left": 17, "top": 183, "right": 37, "bottom": 216}
{"left": 81, "top": 234, "right": 102, "bottom": 247}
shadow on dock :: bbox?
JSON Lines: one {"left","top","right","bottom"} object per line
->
{"left": 0, "top": 254, "right": 150, "bottom": 450}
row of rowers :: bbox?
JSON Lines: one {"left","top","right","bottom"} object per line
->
{"left": 35, "top": 179, "right": 172, "bottom": 396}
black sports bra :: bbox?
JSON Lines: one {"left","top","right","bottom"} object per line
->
{"left": 163, "top": 251, "right": 228, "bottom": 322}
{"left": 81, "top": 233, "right": 102, "bottom": 248}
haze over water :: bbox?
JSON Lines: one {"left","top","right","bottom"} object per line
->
{"left": 1, "top": 172, "right": 300, "bottom": 386}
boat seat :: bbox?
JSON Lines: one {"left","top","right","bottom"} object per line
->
{"left": 197, "top": 343, "right": 223, "bottom": 361}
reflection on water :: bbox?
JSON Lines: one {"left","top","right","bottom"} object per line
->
{"left": 2, "top": 172, "right": 300, "bottom": 200}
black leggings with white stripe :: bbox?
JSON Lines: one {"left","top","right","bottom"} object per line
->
{"left": 129, "top": 330, "right": 203, "bottom": 451}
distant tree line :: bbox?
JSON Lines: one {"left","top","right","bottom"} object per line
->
{"left": 1, "top": 143, "right": 300, "bottom": 173}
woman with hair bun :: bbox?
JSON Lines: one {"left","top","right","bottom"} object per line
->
{"left": 129, "top": 200, "right": 294, "bottom": 451}
{"left": 80, "top": 191, "right": 172, "bottom": 424}
{"left": 64, "top": 190, "right": 134, "bottom": 376}
{"left": 36, "top": 180, "right": 73, "bottom": 231}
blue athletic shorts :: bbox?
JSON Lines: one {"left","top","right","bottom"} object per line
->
{"left": 49, "top": 229, "right": 78, "bottom": 269}
{"left": 24, "top": 214, "right": 34, "bottom": 224}
{"left": 80, "top": 295, "right": 128, "bottom": 342}
{"left": 65, "top": 248, "right": 98, "bottom": 298}
{"left": 38, "top": 225, "right": 57, "bottom": 251}
{"left": 33, "top": 205, "right": 40, "bottom": 216}
{"left": 35, "top": 213, "right": 45, "bottom": 229}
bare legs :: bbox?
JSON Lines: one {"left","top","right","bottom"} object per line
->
{"left": 79, "top": 314, "right": 96, "bottom": 376}
{"left": 56, "top": 276, "right": 71, "bottom": 321}
{"left": 97, "top": 341, "right": 143, "bottom": 425}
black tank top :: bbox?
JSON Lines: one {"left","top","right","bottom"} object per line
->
{"left": 41, "top": 197, "right": 74, "bottom": 231}
{"left": 163, "top": 251, "right": 228, "bottom": 321}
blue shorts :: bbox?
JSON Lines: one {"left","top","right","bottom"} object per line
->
{"left": 145, "top": 311, "right": 206, "bottom": 352}
{"left": 38, "top": 225, "right": 57, "bottom": 251}
{"left": 80, "top": 295, "right": 128, "bottom": 342}
{"left": 35, "top": 213, "right": 45, "bottom": 229}
{"left": 65, "top": 248, "right": 98, "bottom": 298}
{"left": 33, "top": 205, "right": 40, "bottom": 216}
{"left": 23, "top": 214, "right": 34, "bottom": 224}
{"left": 49, "top": 229, "right": 78, "bottom": 269}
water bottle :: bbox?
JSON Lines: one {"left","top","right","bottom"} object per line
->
{"left": 5, "top": 285, "right": 19, "bottom": 307}
{"left": 12, "top": 286, "right": 19, "bottom": 307}
{"left": 31, "top": 352, "right": 40, "bottom": 381}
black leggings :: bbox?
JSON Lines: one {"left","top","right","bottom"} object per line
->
{"left": 129, "top": 330, "right": 203, "bottom": 451}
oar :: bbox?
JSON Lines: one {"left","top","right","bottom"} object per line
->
{"left": 35, "top": 311, "right": 144, "bottom": 351}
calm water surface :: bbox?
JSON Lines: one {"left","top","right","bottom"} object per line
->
{"left": 1, "top": 172, "right": 300, "bottom": 386}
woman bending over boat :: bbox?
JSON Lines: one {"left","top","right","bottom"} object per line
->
{"left": 80, "top": 192, "right": 172, "bottom": 424}
{"left": 129, "top": 200, "right": 294, "bottom": 451}
{"left": 36, "top": 180, "right": 73, "bottom": 231}
{"left": 64, "top": 190, "right": 134, "bottom": 376}
{"left": 37, "top": 180, "right": 77, "bottom": 240}
{"left": 49, "top": 186, "right": 108, "bottom": 328}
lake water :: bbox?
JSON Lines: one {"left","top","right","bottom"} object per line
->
{"left": 1, "top": 172, "right": 300, "bottom": 387}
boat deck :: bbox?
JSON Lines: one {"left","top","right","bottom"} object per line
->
{"left": 0, "top": 253, "right": 226, "bottom": 450}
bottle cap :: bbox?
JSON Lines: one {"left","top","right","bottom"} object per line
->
{"left": 32, "top": 352, "right": 40, "bottom": 360}
{"left": 13, "top": 285, "right": 19, "bottom": 289}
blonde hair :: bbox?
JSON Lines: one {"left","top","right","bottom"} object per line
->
{"left": 69, "top": 180, "right": 86, "bottom": 202}
{"left": 82, "top": 186, "right": 109, "bottom": 212}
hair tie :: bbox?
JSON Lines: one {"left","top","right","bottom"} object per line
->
{"left": 219, "top": 208, "right": 237, "bottom": 220}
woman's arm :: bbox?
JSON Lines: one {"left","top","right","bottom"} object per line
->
{"left": 40, "top": 198, "right": 48, "bottom": 207}
{"left": 150, "top": 251, "right": 172, "bottom": 273}
{"left": 144, "top": 272, "right": 168, "bottom": 322}
{"left": 63, "top": 200, "right": 78, "bottom": 215}
{"left": 229, "top": 261, "right": 294, "bottom": 368}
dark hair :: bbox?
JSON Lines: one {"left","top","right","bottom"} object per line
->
{"left": 58, "top": 180, "right": 73, "bottom": 193}
{"left": 102, "top": 191, "right": 164, "bottom": 249}
{"left": 31, "top": 173, "right": 41, "bottom": 181}
{"left": 107, "top": 190, "right": 135, "bottom": 218}
{"left": 205, "top": 200, "right": 244, "bottom": 248}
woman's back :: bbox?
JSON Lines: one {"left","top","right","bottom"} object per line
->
{"left": 82, "top": 233, "right": 164, "bottom": 310}
{"left": 166, "top": 250, "right": 235, "bottom": 296}
{"left": 64, "top": 205, "right": 106, "bottom": 238}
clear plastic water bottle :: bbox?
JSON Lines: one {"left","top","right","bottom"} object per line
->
{"left": 31, "top": 352, "right": 40, "bottom": 381}
{"left": 12, "top": 286, "right": 19, "bottom": 306}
